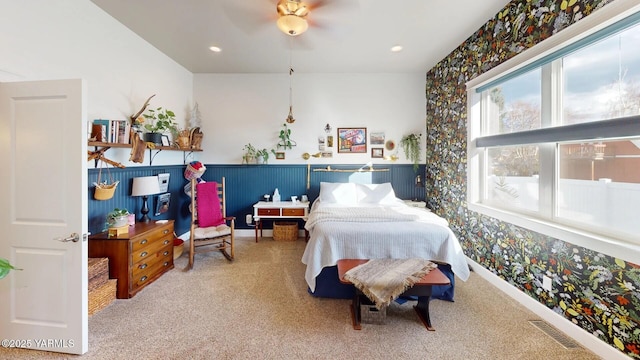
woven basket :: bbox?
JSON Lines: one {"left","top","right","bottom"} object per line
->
{"left": 273, "top": 222, "right": 298, "bottom": 241}
{"left": 184, "top": 163, "right": 205, "bottom": 180}
{"left": 94, "top": 182, "right": 118, "bottom": 200}
{"left": 88, "top": 257, "right": 109, "bottom": 292}
{"left": 88, "top": 279, "right": 117, "bottom": 316}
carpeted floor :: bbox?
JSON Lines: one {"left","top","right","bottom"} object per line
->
{"left": 1, "top": 237, "right": 601, "bottom": 359}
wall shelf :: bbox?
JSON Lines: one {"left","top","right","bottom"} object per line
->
{"left": 88, "top": 141, "right": 202, "bottom": 166}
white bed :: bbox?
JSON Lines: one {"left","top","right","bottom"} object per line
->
{"left": 301, "top": 182, "right": 470, "bottom": 295}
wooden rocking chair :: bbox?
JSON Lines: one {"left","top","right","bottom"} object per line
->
{"left": 188, "top": 177, "right": 235, "bottom": 269}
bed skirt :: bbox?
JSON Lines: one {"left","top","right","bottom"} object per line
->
{"left": 307, "top": 263, "right": 456, "bottom": 302}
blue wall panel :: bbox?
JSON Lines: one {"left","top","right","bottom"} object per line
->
{"left": 88, "top": 163, "right": 425, "bottom": 236}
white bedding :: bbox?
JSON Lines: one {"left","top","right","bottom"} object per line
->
{"left": 301, "top": 200, "right": 470, "bottom": 292}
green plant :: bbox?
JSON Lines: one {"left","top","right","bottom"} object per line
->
{"left": 106, "top": 208, "right": 130, "bottom": 228}
{"left": 401, "top": 133, "right": 422, "bottom": 172}
{"left": 256, "top": 148, "right": 271, "bottom": 164}
{"left": 242, "top": 143, "right": 257, "bottom": 164}
{"left": 143, "top": 107, "right": 178, "bottom": 135}
{"left": 0, "top": 257, "right": 21, "bottom": 279}
{"left": 277, "top": 123, "right": 296, "bottom": 149}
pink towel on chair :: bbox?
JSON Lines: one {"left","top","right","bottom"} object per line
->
{"left": 196, "top": 181, "right": 225, "bottom": 227}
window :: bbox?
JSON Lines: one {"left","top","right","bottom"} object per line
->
{"left": 467, "top": 6, "right": 640, "bottom": 259}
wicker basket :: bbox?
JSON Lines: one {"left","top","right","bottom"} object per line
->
{"left": 273, "top": 222, "right": 298, "bottom": 241}
{"left": 359, "top": 296, "right": 387, "bottom": 324}
{"left": 88, "top": 279, "right": 117, "bottom": 316}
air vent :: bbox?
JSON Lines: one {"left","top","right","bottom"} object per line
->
{"left": 529, "top": 320, "right": 581, "bottom": 349}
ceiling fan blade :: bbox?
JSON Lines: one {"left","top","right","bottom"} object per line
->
{"left": 221, "top": 1, "right": 277, "bottom": 35}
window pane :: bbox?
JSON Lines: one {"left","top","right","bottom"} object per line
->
{"left": 558, "top": 139, "right": 640, "bottom": 239}
{"left": 485, "top": 69, "right": 541, "bottom": 136}
{"left": 486, "top": 145, "right": 539, "bottom": 211}
{"left": 563, "top": 23, "right": 640, "bottom": 124}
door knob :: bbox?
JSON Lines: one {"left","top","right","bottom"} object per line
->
{"left": 55, "top": 232, "right": 80, "bottom": 243}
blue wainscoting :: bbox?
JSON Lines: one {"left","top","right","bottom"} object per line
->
{"left": 88, "top": 164, "right": 425, "bottom": 237}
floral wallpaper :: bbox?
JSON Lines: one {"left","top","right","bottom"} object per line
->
{"left": 425, "top": 0, "right": 639, "bottom": 357}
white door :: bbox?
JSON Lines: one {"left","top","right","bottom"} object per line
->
{"left": 0, "top": 79, "right": 88, "bottom": 354}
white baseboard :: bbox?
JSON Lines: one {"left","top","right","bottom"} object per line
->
{"left": 466, "top": 258, "right": 627, "bottom": 360}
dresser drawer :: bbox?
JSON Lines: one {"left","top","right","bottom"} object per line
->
{"left": 131, "top": 244, "right": 172, "bottom": 278}
{"left": 131, "top": 225, "right": 173, "bottom": 252}
{"left": 131, "top": 236, "right": 172, "bottom": 264}
{"left": 131, "top": 246, "right": 173, "bottom": 284}
{"left": 283, "top": 208, "right": 305, "bottom": 216}
{"left": 257, "top": 208, "right": 280, "bottom": 216}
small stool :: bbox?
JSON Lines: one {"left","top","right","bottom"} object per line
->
{"left": 337, "top": 259, "right": 451, "bottom": 331}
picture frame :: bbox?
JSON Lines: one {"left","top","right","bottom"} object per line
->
{"left": 155, "top": 193, "right": 171, "bottom": 216}
{"left": 371, "top": 148, "right": 384, "bottom": 158}
{"left": 160, "top": 135, "right": 170, "bottom": 147}
{"left": 370, "top": 132, "right": 385, "bottom": 145}
{"left": 275, "top": 151, "right": 285, "bottom": 160}
{"left": 337, "top": 127, "right": 367, "bottom": 153}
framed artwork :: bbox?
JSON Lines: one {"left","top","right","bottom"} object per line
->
{"left": 161, "top": 135, "right": 170, "bottom": 147}
{"left": 371, "top": 148, "right": 384, "bottom": 158}
{"left": 337, "top": 127, "right": 367, "bottom": 153}
{"left": 327, "top": 135, "right": 334, "bottom": 148}
{"left": 155, "top": 193, "right": 171, "bottom": 216}
{"left": 275, "top": 152, "right": 285, "bottom": 160}
{"left": 370, "top": 132, "right": 385, "bottom": 145}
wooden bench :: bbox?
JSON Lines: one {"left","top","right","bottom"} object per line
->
{"left": 337, "top": 259, "right": 451, "bottom": 331}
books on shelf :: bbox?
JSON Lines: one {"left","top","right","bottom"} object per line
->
{"left": 91, "top": 119, "right": 131, "bottom": 144}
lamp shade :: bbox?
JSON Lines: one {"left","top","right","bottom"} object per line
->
{"left": 277, "top": 15, "right": 308, "bottom": 36}
{"left": 131, "top": 176, "right": 161, "bottom": 197}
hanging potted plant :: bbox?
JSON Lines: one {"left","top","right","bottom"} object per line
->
{"left": 277, "top": 123, "right": 296, "bottom": 150}
{"left": 401, "top": 133, "right": 422, "bottom": 172}
{"left": 142, "top": 107, "right": 178, "bottom": 145}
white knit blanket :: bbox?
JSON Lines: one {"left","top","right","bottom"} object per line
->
{"left": 305, "top": 206, "right": 449, "bottom": 230}
{"left": 344, "top": 258, "right": 438, "bottom": 309}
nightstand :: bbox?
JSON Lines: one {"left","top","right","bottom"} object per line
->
{"left": 403, "top": 200, "right": 427, "bottom": 208}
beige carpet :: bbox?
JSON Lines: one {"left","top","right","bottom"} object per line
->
{"left": 2, "top": 237, "right": 600, "bottom": 359}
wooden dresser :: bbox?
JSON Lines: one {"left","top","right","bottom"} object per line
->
{"left": 89, "top": 220, "right": 174, "bottom": 299}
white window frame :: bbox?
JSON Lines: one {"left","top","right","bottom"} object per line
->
{"left": 466, "top": 2, "right": 640, "bottom": 265}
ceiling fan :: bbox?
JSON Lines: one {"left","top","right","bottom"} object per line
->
{"left": 223, "top": 0, "right": 359, "bottom": 38}
{"left": 276, "top": 0, "right": 311, "bottom": 36}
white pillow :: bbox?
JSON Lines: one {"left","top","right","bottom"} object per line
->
{"left": 319, "top": 182, "right": 358, "bottom": 205}
{"left": 356, "top": 183, "right": 398, "bottom": 205}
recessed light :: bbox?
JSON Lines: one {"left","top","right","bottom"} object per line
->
{"left": 209, "top": 46, "right": 222, "bottom": 52}
{"left": 391, "top": 45, "right": 403, "bottom": 52}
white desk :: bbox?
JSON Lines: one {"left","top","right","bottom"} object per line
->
{"left": 253, "top": 201, "right": 310, "bottom": 242}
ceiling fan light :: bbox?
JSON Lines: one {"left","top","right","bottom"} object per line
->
{"left": 277, "top": 15, "right": 308, "bottom": 36}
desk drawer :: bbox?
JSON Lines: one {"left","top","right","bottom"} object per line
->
{"left": 257, "top": 208, "right": 280, "bottom": 216}
{"left": 283, "top": 208, "right": 305, "bottom": 216}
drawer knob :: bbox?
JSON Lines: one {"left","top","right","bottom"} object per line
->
{"left": 163, "top": 229, "right": 169, "bottom": 235}
{"left": 140, "top": 239, "right": 148, "bottom": 245}
{"left": 163, "top": 239, "right": 170, "bottom": 245}
{"left": 140, "top": 275, "right": 148, "bottom": 283}
{"left": 163, "top": 261, "right": 169, "bottom": 267}
{"left": 163, "top": 251, "right": 170, "bottom": 256}
{"left": 140, "top": 251, "right": 148, "bottom": 258}
{"left": 138, "top": 263, "right": 147, "bottom": 270}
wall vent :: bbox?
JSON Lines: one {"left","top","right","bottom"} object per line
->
{"left": 529, "top": 320, "right": 581, "bottom": 349}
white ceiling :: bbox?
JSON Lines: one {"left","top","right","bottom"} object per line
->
{"left": 91, "top": 0, "right": 509, "bottom": 74}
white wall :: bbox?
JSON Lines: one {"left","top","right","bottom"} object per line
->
{"left": 194, "top": 73, "right": 426, "bottom": 164}
{"left": 0, "top": 0, "right": 194, "bottom": 167}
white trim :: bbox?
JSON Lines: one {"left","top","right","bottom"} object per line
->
{"left": 467, "top": 1, "right": 640, "bottom": 90}
{"left": 467, "top": 257, "right": 628, "bottom": 360}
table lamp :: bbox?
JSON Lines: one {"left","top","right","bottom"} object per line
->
{"left": 131, "top": 176, "right": 161, "bottom": 222}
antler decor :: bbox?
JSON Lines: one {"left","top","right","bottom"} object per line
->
{"left": 130, "top": 94, "right": 156, "bottom": 123}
